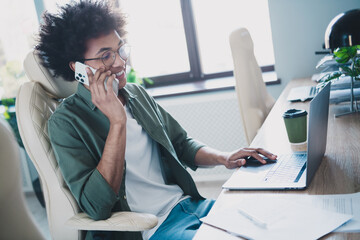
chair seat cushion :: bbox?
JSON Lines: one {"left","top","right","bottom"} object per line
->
{"left": 66, "top": 212, "right": 158, "bottom": 231}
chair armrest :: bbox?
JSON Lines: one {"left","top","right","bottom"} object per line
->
{"left": 65, "top": 212, "right": 158, "bottom": 231}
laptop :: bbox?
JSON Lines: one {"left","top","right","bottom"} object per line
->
{"left": 287, "top": 85, "right": 318, "bottom": 102}
{"left": 288, "top": 75, "right": 360, "bottom": 102}
{"left": 223, "top": 82, "right": 331, "bottom": 190}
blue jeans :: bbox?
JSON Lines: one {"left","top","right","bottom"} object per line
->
{"left": 149, "top": 198, "right": 215, "bottom": 240}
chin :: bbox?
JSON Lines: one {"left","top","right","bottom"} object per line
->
{"left": 117, "top": 77, "right": 127, "bottom": 89}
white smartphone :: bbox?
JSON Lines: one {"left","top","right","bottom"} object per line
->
{"left": 74, "top": 61, "right": 119, "bottom": 94}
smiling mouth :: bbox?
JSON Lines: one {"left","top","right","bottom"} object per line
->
{"left": 115, "top": 69, "right": 126, "bottom": 79}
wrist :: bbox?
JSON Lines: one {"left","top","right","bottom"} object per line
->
{"left": 109, "top": 121, "right": 126, "bottom": 132}
{"left": 109, "top": 116, "right": 126, "bottom": 126}
{"left": 217, "top": 152, "right": 229, "bottom": 166}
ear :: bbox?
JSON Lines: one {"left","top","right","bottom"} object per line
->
{"left": 69, "top": 61, "right": 76, "bottom": 72}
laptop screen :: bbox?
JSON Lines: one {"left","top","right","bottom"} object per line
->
{"left": 306, "top": 83, "right": 330, "bottom": 185}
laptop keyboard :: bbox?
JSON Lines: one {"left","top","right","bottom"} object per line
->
{"left": 309, "top": 86, "right": 318, "bottom": 97}
{"left": 264, "top": 154, "right": 307, "bottom": 183}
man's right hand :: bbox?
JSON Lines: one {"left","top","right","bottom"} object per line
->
{"left": 86, "top": 67, "right": 126, "bottom": 126}
{"left": 87, "top": 67, "right": 127, "bottom": 193}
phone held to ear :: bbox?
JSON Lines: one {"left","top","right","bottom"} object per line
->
{"left": 74, "top": 61, "right": 119, "bottom": 95}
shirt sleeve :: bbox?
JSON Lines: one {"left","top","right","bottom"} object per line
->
{"left": 137, "top": 86, "right": 206, "bottom": 171}
{"left": 48, "top": 116, "right": 120, "bottom": 220}
{"left": 155, "top": 103, "right": 205, "bottom": 171}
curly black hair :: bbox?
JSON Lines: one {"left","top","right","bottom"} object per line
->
{"left": 36, "top": 0, "right": 127, "bottom": 81}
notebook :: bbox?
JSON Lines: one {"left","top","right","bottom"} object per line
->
{"left": 223, "top": 82, "right": 331, "bottom": 190}
{"left": 287, "top": 85, "right": 318, "bottom": 102}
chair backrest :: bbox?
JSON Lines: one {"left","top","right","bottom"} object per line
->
{"left": 0, "top": 117, "right": 45, "bottom": 240}
{"left": 16, "top": 49, "right": 81, "bottom": 240}
{"left": 229, "top": 28, "right": 275, "bottom": 144}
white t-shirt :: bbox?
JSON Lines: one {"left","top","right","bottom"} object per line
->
{"left": 124, "top": 105, "right": 187, "bottom": 239}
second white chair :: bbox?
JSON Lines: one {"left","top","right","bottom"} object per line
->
{"left": 229, "top": 28, "right": 275, "bottom": 144}
{"left": 0, "top": 117, "right": 45, "bottom": 240}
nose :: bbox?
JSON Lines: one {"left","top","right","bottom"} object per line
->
{"left": 112, "top": 52, "right": 126, "bottom": 68}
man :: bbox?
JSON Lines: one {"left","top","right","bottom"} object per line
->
{"left": 37, "top": 1, "right": 277, "bottom": 240}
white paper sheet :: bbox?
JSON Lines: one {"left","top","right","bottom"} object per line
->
{"left": 283, "top": 192, "right": 360, "bottom": 232}
{"left": 201, "top": 195, "right": 354, "bottom": 240}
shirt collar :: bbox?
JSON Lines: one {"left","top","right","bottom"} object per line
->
{"left": 120, "top": 84, "right": 137, "bottom": 100}
{"left": 75, "top": 83, "right": 137, "bottom": 110}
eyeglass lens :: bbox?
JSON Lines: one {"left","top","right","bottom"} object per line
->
{"left": 102, "top": 44, "right": 131, "bottom": 67}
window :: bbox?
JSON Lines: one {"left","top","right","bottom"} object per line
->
{"left": 192, "top": 0, "right": 275, "bottom": 74}
{"left": 0, "top": 0, "right": 276, "bottom": 99}
{"left": 120, "top": 0, "right": 276, "bottom": 87}
{"left": 121, "top": 0, "right": 190, "bottom": 77}
{"left": 0, "top": 0, "right": 39, "bottom": 99}
{"left": 43, "top": 0, "right": 73, "bottom": 14}
{"left": 0, "top": 0, "right": 72, "bottom": 99}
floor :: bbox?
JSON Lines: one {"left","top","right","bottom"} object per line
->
{"left": 24, "top": 180, "right": 226, "bottom": 239}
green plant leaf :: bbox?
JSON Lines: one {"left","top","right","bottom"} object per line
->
{"left": 319, "top": 71, "right": 342, "bottom": 82}
{"left": 143, "top": 77, "right": 154, "bottom": 85}
{"left": 126, "top": 68, "right": 137, "bottom": 83}
{"left": 1, "top": 98, "right": 15, "bottom": 106}
{"left": 335, "top": 55, "right": 350, "bottom": 64}
{"left": 126, "top": 68, "right": 154, "bottom": 87}
{"left": 354, "top": 68, "right": 360, "bottom": 76}
{"left": 3, "top": 106, "right": 10, "bottom": 120}
{"left": 136, "top": 77, "right": 143, "bottom": 85}
{"left": 355, "top": 57, "right": 360, "bottom": 68}
{"left": 348, "top": 46, "right": 358, "bottom": 57}
{"left": 341, "top": 66, "right": 353, "bottom": 75}
{"left": 334, "top": 46, "right": 357, "bottom": 63}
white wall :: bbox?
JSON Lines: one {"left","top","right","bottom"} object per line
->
{"left": 151, "top": 0, "right": 360, "bottom": 180}
{"left": 156, "top": 89, "right": 245, "bottom": 181}
{"left": 267, "top": 0, "right": 360, "bottom": 98}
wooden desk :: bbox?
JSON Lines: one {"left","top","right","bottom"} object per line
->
{"left": 194, "top": 78, "right": 360, "bottom": 240}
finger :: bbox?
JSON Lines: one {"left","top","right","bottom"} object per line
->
{"left": 93, "top": 67, "right": 105, "bottom": 82}
{"left": 243, "top": 148, "right": 277, "bottom": 163}
{"left": 96, "top": 70, "right": 112, "bottom": 93}
{"left": 235, "top": 159, "right": 246, "bottom": 168}
{"left": 246, "top": 149, "right": 267, "bottom": 164}
{"left": 106, "top": 74, "right": 116, "bottom": 95}
{"left": 91, "top": 67, "right": 106, "bottom": 91}
{"left": 227, "top": 158, "right": 246, "bottom": 169}
{"left": 96, "top": 69, "right": 110, "bottom": 85}
{"left": 244, "top": 147, "right": 277, "bottom": 159}
{"left": 256, "top": 148, "right": 278, "bottom": 160}
{"left": 86, "top": 67, "right": 94, "bottom": 84}
{"left": 90, "top": 67, "right": 106, "bottom": 91}
{"left": 86, "top": 67, "right": 100, "bottom": 96}
{"left": 86, "top": 67, "right": 94, "bottom": 77}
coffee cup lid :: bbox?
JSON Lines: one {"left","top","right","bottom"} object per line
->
{"left": 283, "top": 109, "right": 307, "bottom": 118}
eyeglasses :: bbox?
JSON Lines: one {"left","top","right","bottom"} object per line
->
{"left": 79, "top": 44, "right": 131, "bottom": 67}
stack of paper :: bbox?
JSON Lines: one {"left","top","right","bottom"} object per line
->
{"left": 201, "top": 193, "right": 359, "bottom": 240}
{"left": 287, "top": 192, "right": 360, "bottom": 232}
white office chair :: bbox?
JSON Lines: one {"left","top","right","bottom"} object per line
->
{"left": 16, "top": 49, "right": 157, "bottom": 240}
{"left": 229, "top": 28, "right": 275, "bottom": 144}
{"left": 0, "top": 117, "right": 45, "bottom": 240}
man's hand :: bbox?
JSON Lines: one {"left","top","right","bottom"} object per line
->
{"left": 194, "top": 146, "right": 277, "bottom": 169}
{"left": 86, "top": 67, "right": 126, "bottom": 126}
{"left": 86, "top": 67, "right": 127, "bottom": 193}
{"left": 223, "top": 148, "right": 277, "bottom": 169}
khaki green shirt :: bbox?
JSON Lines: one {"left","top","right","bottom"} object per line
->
{"left": 48, "top": 83, "right": 204, "bottom": 240}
